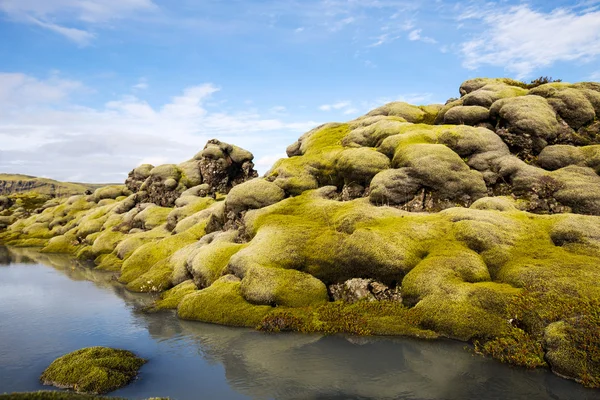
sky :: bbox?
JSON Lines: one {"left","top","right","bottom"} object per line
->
{"left": 1, "top": 0, "right": 600, "bottom": 183}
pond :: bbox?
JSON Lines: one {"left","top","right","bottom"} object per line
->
{"left": 0, "top": 246, "right": 597, "bottom": 399}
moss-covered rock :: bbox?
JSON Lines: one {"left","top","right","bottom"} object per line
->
{"left": 240, "top": 266, "right": 329, "bottom": 307}
{"left": 225, "top": 179, "right": 285, "bottom": 214}
{"left": 443, "top": 105, "right": 490, "bottom": 126}
{"left": 40, "top": 347, "right": 146, "bottom": 394}
{"left": 177, "top": 276, "right": 272, "bottom": 327}
{"left": 92, "top": 185, "right": 131, "bottom": 203}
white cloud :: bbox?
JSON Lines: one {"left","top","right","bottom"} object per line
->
{"left": 0, "top": 0, "right": 157, "bottom": 22}
{"left": 407, "top": 29, "right": 437, "bottom": 44}
{"left": 460, "top": 5, "right": 600, "bottom": 78}
{"left": 133, "top": 78, "right": 149, "bottom": 90}
{"left": 319, "top": 101, "right": 351, "bottom": 111}
{"left": 589, "top": 70, "right": 600, "bottom": 81}
{"left": 270, "top": 105, "right": 287, "bottom": 114}
{"left": 27, "top": 16, "right": 95, "bottom": 45}
{"left": 0, "top": 72, "right": 83, "bottom": 105}
{"left": 0, "top": 72, "right": 318, "bottom": 182}
{"left": 0, "top": 0, "right": 157, "bottom": 44}
{"left": 343, "top": 108, "right": 359, "bottom": 115}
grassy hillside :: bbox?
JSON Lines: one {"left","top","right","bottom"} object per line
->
{"left": 0, "top": 174, "right": 110, "bottom": 197}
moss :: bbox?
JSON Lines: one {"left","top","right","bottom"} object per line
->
{"left": 153, "top": 279, "right": 198, "bottom": 310}
{"left": 177, "top": 277, "right": 272, "bottom": 327}
{"left": 133, "top": 205, "right": 171, "bottom": 230}
{"left": 490, "top": 95, "right": 562, "bottom": 143}
{"left": 167, "top": 196, "right": 214, "bottom": 231}
{"left": 530, "top": 84, "right": 596, "bottom": 130}
{"left": 335, "top": 148, "right": 391, "bottom": 185}
{"left": 189, "top": 239, "right": 245, "bottom": 287}
{"left": 7, "top": 238, "right": 49, "bottom": 247}
{"left": 91, "top": 230, "right": 125, "bottom": 256}
{"left": 240, "top": 266, "right": 329, "bottom": 307}
{"left": 258, "top": 301, "right": 437, "bottom": 338}
{"left": 147, "top": 164, "right": 181, "bottom": 181}
{"left": 40, "top": 347, "right": 146, "bottom": 394}
{"left": 267, "top": 124, "right": 349, "bottom": 194}
{"left": 443, "top": 105, "right": 490, "bottom": 125}
{"left": 225, "top": 179, "right": 285, "bottom": 214}
{"left": 367, "top": 102, "right": 427, "bottom": 123}
{"left": 462, "top": 83, "right": 528, "bottom": 108}
{"left": 0, "top": 391, "right": 129, "bottom": 399}
{"left": 95, "top": 252, "right": 124, "bottom": 272}
{"left": 343, "top": 117, "right": 410, "bottom": 147}
{"left": 114, "top": 226, "right": 169, "bottom": 260}
{"left": 92, "top": 185, "right": 131, "bottom": 203}
{"left": 121, "top": 230, "right": 204, "bottom": 292}
{"left": 459, "top": 78, "right": 529, "bottom": 96}
{"left": 41, "top": 234, "right": 80, "bottom": 254}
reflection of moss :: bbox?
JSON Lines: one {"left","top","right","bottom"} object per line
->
{"left": 40, "top": 347, "right": 146, "bottom": 394}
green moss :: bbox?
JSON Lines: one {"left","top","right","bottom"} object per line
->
{"left": 530, "top": 84, "right": 596, "bottom": 130}
{"left": 225, "top": 179, "right": 285, "bottom": 214}
{"left": 114, "top": 226, "right": 169, "bottom": 260}
{"left": 490, "top": 95, "right": 562, "bottom": 142}
{"left": 41, "top": 234, "right": 80, "bottom": 254}
{"left": 168, "top": 196, "right": 214, "bottom": 230}
{"left": 121, "top": 230, "right": 203, "bottom": 292}
{"left": 367, "top": 102, "right": 427, "bottom": 123}
{"left": 91, "top": 230, "right": 125, "bottom": 256}
{"left": 344, "top": 117, "right": 410, "bottom": 147}
{"left": 95, "top": 252, "right": 123, "bottom": 272}
{"left": 153, "top": 279, "right": 198, "bottom": 310}
{"left": 0, "top": 391, "right": 128, "bottom": 399}
{"left": 7, "top": 238, "right": 49, "bottom": 247}
{"left": 188, "top": 239, "right": 245, "bottom": 287}
{"left": 240, "top": 266, "right": 329, "bottom": 307}
{"left": 267, "top": 124, "right": 349, "bottom": 194}
{"left": 40, "top": 347, "right": 146, "bottom": 394}
{"left": 177, "top": 277, "right": 272, "bottom": 327}
{"left": 443, "top": 105, "right": 490, "bottom": 125}
{"left": 92, "top": 185, "right": 131, "bottom": 202}
{"left": 336, "top": 148, "right": 391, "bottom": 185}
{"left": 134, "top": 205, "right": 172, "bottom": 230}
{"left": 258, "top": 301, "right": 437, "bottom": 337}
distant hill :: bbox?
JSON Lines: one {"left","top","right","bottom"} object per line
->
{"left": 0, "top": 173, "right": 110, "bottom": 196}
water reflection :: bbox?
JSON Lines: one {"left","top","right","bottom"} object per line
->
{"left": 1, "top": 245, "right": 598, "bottom": 400}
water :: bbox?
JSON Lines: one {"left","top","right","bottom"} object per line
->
{"left": 0, "top": 246, "right": 598, "bottom": 400}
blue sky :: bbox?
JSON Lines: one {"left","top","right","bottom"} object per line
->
{"left": 1, "top": 0, "right": 599, "bottom": 183}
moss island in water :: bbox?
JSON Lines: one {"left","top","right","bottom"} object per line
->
{"left": 2, "top": 78, "right": 600, "bottom": 388}
{"left": 39, "top": 347, "right": 146, "bottom": 395}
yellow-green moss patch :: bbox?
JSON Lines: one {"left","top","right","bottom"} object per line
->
{"left": 40, "top": 347, "right": 146, "bottom": 394}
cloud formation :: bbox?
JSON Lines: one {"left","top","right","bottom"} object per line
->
{"left": 460, "top": 4, "right": 600, "bottom": 78}
{"left": 0, "top": 73, "right": 317, "bottom": 182}
{"left": 0, "top": 0, "right": 157, "bottom": 43}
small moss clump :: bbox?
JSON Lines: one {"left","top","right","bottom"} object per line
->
{"left": 40, "top": 347, "right": 146, "bottom": 394}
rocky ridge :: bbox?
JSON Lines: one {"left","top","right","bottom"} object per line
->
{"left": 1, "top": 78, "right": 600, "bottom": 388}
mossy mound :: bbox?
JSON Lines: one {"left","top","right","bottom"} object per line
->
{"left": 178, "top": 276, "right": 272, "bottom": 327}
{"left": 40, "top": 347, "right": 146, "bottom": 394}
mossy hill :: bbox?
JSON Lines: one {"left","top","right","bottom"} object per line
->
{"left": 2, "top": 78, "right": 600, "bottom": 388}
{"left": 0, "top": 173, "right": 108, "bottom": 197}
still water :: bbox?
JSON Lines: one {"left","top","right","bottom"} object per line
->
{"left": 0, "top": 246, "right": 598, "bottom": 400}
